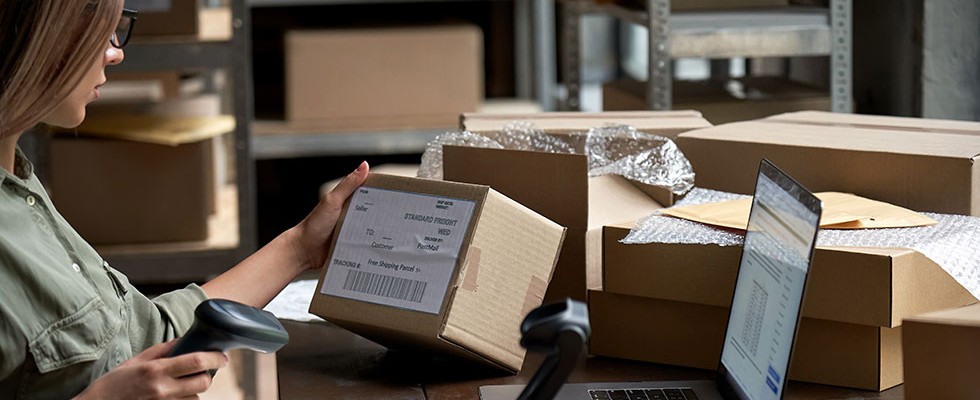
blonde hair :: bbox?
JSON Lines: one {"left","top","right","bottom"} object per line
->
{"left": 0, "top": 0, "right": 121, "bottom": 138}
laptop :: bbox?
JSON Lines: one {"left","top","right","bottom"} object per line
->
{"left": 481, "top": 159, "right": 823, "bottom": 400}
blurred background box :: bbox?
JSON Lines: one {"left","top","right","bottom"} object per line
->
{"left": 904, "top": 304, "right": 980, "bottom": 400}
{"left": 592, "top": 0, "right": 789, "bottom": 11}
{"left": 124, "top": 0, "right": 231, "bottom": 39}
{"left": 50, "top": 115, "right": 233, "bottom": 245}
{"left": 284, "top": 24, "right": 483, "bottom": 132}
{"left": 603, "top": 77, "right": 832, "bottom": 124}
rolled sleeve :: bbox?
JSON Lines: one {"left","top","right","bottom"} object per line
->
{"left": 150, "top": 284, "right": 209, "bottom": 339}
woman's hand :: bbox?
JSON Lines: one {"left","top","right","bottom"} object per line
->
{"left": 293, "top": 161, "right": 370, "bottom": 271}
{"left": 74, "top": 340, "right": 228, "bottom": 400}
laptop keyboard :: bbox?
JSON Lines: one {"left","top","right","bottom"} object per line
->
{"left": 589, "top": 388, "right": 699, "bottom": 400}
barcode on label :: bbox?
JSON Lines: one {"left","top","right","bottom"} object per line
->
{"left": 343, "top": 269, "right": 427, "bottom": 303}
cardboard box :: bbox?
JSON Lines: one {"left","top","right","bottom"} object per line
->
{"left": 442, "top": 151, "right": 664, "bottom": 303}
{"left": 445, "top": 111, "right": 711, "bottom": 302}
{"left": 309, "top": 174, "right": 566, "bottom": 372}
{"left": 602, "top": 78, "right": 833, "bottom": 124}
{"left": 588, "top": 290, "right": 904, "bottom": 391}
{"left": 460, "top": 110, "right": 711, "bottom": 140}
{"left": 904, "top": 304, "right": 980, "bottom": 400}
{"left": 593, "top": 0, "right": 788, "bottom": 11}
{"left": 50, "top": 115, "right": 233, "bottom": 244}
{"left": 602, "top": 221, "right": 977, "bottom": 328}
{"left": 285, "top": 25, "right": 483, "bottom": 131}
{"left": 126, "top": 0, "right": 203, "bottom": 37}
{"left": 676, "top": 111, "right": 980, "bottom": 216}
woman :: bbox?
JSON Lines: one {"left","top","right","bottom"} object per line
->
{"left": 0, "top": 1, "right": 368, "bottom": 398}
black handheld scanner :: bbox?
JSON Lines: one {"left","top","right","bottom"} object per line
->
{"left": 167, "top": 299, "right": 289, "bottom": 358}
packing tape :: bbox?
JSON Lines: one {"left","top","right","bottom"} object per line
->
{"left": 461, "top": 246, "right": 482, "bottom": 292}
{"left": 521, "top": 276, "right": 550, "bottom": 318}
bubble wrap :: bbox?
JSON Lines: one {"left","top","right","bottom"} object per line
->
{"left": 417, "top": 122, "right": 695, "bottom": 194}
{"left": 623, "top": 188, "right": 980, "bottom": 300}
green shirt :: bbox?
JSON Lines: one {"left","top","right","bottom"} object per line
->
{"left": 0, "top": 148, "right": 209, "bottom": 399}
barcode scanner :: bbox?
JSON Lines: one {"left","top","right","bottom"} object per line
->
{"left": 167, "top": 299, "right": 289, "bottom": 360}
{"left": 516, "top": 298, "right": 591, "bottom": 400}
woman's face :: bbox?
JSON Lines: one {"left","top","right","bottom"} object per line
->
{"left": 41, "top": 40, "right": 124, "bottom": 128}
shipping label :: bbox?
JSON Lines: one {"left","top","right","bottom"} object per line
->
{"left": 320, "top": 186, "right": 476, "bottom": 314}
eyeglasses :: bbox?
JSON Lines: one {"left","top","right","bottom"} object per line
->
{"left": 110, "top": 8, "right": 138, "bottom": 49}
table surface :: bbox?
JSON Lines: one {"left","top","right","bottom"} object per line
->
{"left": 276, "top": 320, "right": 905, "bottom": 400}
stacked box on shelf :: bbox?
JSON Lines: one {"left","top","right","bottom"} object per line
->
{"left": 50, "top": 115, "right": 234, "bottom": 245}
{"left": 590, "top": 113, "right": 980, "bottom": 390}
{"left": 126, "top": 0, "right": 231, "bottom": 38}
{"left": 602, "top": 77, "right": 833, "bottom": 124}
{"left": 285, "top": 24, "right": 483, "bottom": 132}
{"left": 444, "top": 111, "right": 711, "bottom": 302}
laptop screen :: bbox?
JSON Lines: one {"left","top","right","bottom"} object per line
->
{"left": 717, "top": 160, "right": 822, "bottom": 400}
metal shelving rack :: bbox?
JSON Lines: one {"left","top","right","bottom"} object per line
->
{"left": 560, "top": 0, "right": 852, "bottom": 113}
{"left": 100, "top": 0, "right": 257, "bottom": 283}
{"left": 246, "top": 0, "right": 557, "bottom": 159}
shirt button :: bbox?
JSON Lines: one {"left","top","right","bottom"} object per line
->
{"left": 71, "top": 263, "right": 81, "bottom": 272}
{"left": 25, "top": 195, "right": 35, "bottom": 206}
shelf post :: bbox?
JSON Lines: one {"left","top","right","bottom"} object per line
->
{"left": 646, "top": 0, "right": 671, "bottom": 110}
{"left": 831, "top": 0, "right": 852, "bottom": 113}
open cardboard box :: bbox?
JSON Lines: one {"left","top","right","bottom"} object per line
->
{"left": 904, "top": 303, "right": 980, "bottom": 400}
{"left": 592, "top": 220, "right": 977, "bottom": 390}
{"left": 309, "top": 174, "right": 565, "bottom": 372}
{"left": 676, "top": 111, "right": 980, "bottom": 216}
{"left": 602, "top": 221, "right": 975, "bottom": 327}
{"left": 444, "top": 111, "right": 711, "bottom": 301}
{"left": 589, "top": 290, "right": 904, "bottom": 391}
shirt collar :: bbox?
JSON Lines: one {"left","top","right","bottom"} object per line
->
{"left": 0, "top": 146, "right": 35, "bottom": 186}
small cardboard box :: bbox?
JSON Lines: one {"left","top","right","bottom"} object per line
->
{"left": 588, "top": 290, "right": 904, "bottom": 391}
{"left": 446, "top": 111, "right": 711, "bottom": 302}
{"left": 460, "top": 110, "right": 711, "bottom": 140}
{"left": 285, "top": 25, "right": 483, "bottom": 131}
{"left": 602, "top": 78, "right": 833, "bottom": 125}
{"left": 602, "top": 221, "right": 977, "bottom": 327}
{"left": 904, "top": 304, "right": 980, "bottom": 400}
{"left": 676, "top": 111, "right": 980, "bottom": 216}
{"left": 50, "top": 115, "right": 233, "bottom": 244}
{"left": 309, "top": 174, "right": 566, "bottom": 372}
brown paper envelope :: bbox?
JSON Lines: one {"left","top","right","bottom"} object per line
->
{"left": 816, "top": 192, "right": 938, "bottom": 229}
{"left": 660, "top": 192, "right": 936, "bottom": 230}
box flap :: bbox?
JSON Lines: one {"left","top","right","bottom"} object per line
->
{"left": 680, "top": 120, "right": 980, "bottom": 159}
{"left": 443, "top": 145, "right": 589, "bottom": 229}
{"left": 905, "top": 303, "right": 980, "bottom": 327}
{"left": 442, "top": 189, "right": 566, "bottom": 372}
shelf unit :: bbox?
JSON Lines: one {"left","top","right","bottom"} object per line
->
{"left": 560, "top": 0, "right": 852, "bottom": 113}
{"left": 246, "top": 0, "right": 557, "bottom": 158}
{"left": 89, "top": 0, "right": 257, "bottom": 284}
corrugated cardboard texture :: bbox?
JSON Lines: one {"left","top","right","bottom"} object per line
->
{"left": 677, "top": 111, "right": 980, "bottom": 215}
{"left": 50, "top": 137, "right": 212, "bottom": 244}
{"left": 904, "top": 304, "right": 980, "bottom": 400}
{"left": 588, "top": 290, "right": 903, "bottom": 391}
{"left": 285, "top": 25, "right": 482, "bottom": 131}
{"left": 442, "top": 190, "right": 566, "bottom": 371}
{"left": 310, "top": 174, "right": 564, "bottom": 372}
{"left": 443, "top": 147, "right": 662, "bottom": 302}
{"left": 460, "top": 110, "right": 711, "bottom": 140}
{"left": 603, "top": 222, "right": 977, "bottom": 327}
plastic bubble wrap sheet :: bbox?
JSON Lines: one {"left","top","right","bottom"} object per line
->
{"left": 623, "top": 188, "right": 980, "bottom": 300}
{"left": 418, "top": 123, "right": 695, "bottom": 195}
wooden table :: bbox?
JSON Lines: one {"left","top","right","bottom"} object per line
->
{"left": 277, "top": 320, "right": 905, "bottom": 399}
